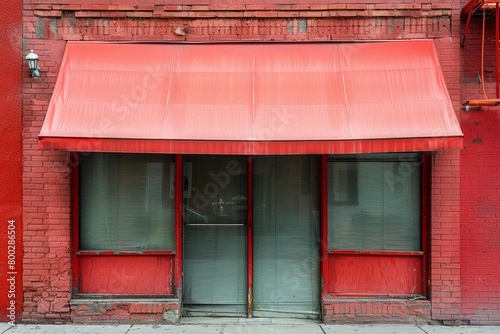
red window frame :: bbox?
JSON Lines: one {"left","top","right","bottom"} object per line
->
{"left": 71, "top": 153, "right": 184, "bottom": 297}
{"left": 320, "top": 153, "right": 430, "bottom": 298}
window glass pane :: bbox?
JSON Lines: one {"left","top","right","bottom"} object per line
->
{"left": 328, "top": 153, "right": 421, "bottom": 251}
{"left": 80, "top": 153, "right": 175, "bottom": 251}
{"left": 183, "top": 155, "right": 248, "bottom": 226}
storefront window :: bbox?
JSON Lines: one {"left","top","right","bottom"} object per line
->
{"left": 328, "top": 153, "right": 421, "bottom": 251}
{"left": 79, "top": 153, "right": 175, "bottom": 251}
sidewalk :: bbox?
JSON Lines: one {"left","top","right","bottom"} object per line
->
{"left": 1, "top": 319, "right": 500, "bottom": 334}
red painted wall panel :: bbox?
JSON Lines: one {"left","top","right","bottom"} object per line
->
{"left": 79, "top": 256, "right": 174, "bottom": 295}
{"left": 325, "top": 255, "right": 422, "bottom": 296}
{"left": 460, "top": 0, "right": 500, "bottom": 323}
{"left": 0, "top": 0, "right": 22, "bottom": 324}
{"left": 460, "top": 114, "right": 500, "bottom": 323}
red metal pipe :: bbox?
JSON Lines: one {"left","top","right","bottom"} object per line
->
{"left": 462, "top": 11, "right": 474, "bottom": 48}
{"left": 174, "top": 154, "right": 183, "bottom": 299}
{"left": 497, "top": 3, "right": 500, "bottom": 98}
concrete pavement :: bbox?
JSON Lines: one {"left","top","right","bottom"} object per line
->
{"left": 1, "top": 319, "right": 500, "bottom": 334}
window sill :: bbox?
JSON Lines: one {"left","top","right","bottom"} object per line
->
{"left": 71, "top": 295, "right": 178, "bottom": 303}
{"left": 327, "top": 250, "right": 424, "bottom": 257}
{"left": 76, "top": 250, "right": 175, "bottom": 256}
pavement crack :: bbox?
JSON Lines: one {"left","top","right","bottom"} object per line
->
{"left": 319, "top": 324, "right": 327, "bottom": 334}
{"left": 0, "top": 326, "right": 12, "bottom": 334}
{"left": 123, "top": 325, "right": 133, "bottom": 334}
{"left": 416, "top": 324, "right": 430, "bottom": 334}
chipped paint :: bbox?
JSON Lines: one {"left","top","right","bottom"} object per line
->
{"left": 35, "top": 17, "right": 45, "bottom": 38}
{"left": 49, "top": 19, "right": 58, "bottom": 36}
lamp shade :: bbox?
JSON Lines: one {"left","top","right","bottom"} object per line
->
{"left": 26, "top": 50, "right": 39, "bottom": 70}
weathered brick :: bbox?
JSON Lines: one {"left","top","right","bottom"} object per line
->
{"left": 34, "top": 10, "right": 62, "bottom": 17}
{"left": 74, "top": 11, "right": 100, "bottom": 18}
{"left": 126, "top": 11, "right": 153, "bottom": 18}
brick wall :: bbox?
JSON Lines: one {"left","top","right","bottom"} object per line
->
{"left": 430, "top": 149, "right": 462, "bottom": 324}
{"left": 70, "top": 300, "right": 179, "bottom": 324}
{"left": 30, "top": 3, "right": 452, "bottom": 42}
{"left": 23, "top": 3, "right": 71, "bottom": 323}
{"left": 429, "top": 5, "right": 463, "bottom": 322}
{"left": 21, "top": 1, "right": 471, "bottom": 324}
{"left": 324, "top": 298, "right": 431, "bottom": 324}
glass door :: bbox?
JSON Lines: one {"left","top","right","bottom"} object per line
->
{"left": 182, "top": 156, "right": 248, "bottom": 316}
{"left": 252, "top": 156, "right": 321, "bottom": 319}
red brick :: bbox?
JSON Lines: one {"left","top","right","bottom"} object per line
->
{"left": 346, "top": 4, "right": 365, "bottom": 10}
{"left": 431, "top": 3, "right": 452, "bottom": 10}
{"left": 328, "top": 4, "right": 346, "bottom": 10}
{"left": 336, "top": 11, "right": 357, "bottom": 17}
{"left": 75, "top": 11, "right": 100, "bottom": 18}
{"left": 245, "top": 11, "right": 277, "bottom": 18}
{"left": 109, "top": 5, "right": 137, "bottom": 11}
{"left": 126, "top": 12, "right": 153, "bottom": 18}
{"left": 291, "top": 5, "right": 309, "bottom": 10}
{"left": 61, "top": 4, "right": 81, "bottom": 11}
{"left": 278, "top": 11, "right": 299, "bottom": 18}
{"left": 34, "top": 5, "right": 52, "bottom": 10}
{"left": 80, "top": 5, "right": 109, "bottom": 11}
{"left": 218, "top": 12, "right": 244, "bottom": 18}
{"left": 135, "top": 6, "right": 154, "bottom": 11}
{"left": 34, "top": 10, "right": 62, "bottom": 17}
{"left": 191, "top": 5, "right": 209, "bottom": 11}
{"left": 191, "top": 11, "right": 217, "bottom": 18}
{"left": 227, "top": 5, "right": 246, "bottom": 11}
{"left": 299, "top": 12, "right": 321, "bottom": 18}
{"left": 156, "top": 12, "right": 188, "bottom": 19}
{"left": 100, "top": 12, "right": 127, "bottom": 19}
{"left": 374, "top": 4, "right": 394, "bottom": 10}
{"left": 310, "top": 5, "right": 328, "bottom": 11}
{"left": 395, "top": 4, "right": 421, "bottom": 10}
{"left": 208, "top": 5, "right": 228, "bottom": 11}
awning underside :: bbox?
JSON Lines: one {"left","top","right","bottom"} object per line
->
{"left": 39, "top": 41, "right": 463, "bottom": 154}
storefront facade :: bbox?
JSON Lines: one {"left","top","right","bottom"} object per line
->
{"left": 13, "top": 0, "right": 499, "bottom": 326}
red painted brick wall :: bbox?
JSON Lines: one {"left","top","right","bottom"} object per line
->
{"left": 430, "top": 149, "right": 462, "bottom": 323}
{"left": 428, "top": 2, "right": 462, "bottom": 323}
{"left": 22, "top": 3, "right": 71, "bottom": 322}
{"left": 460, "top": 1, "right": 500, "bottom": 325}
{"left": 21, "top": 1, "right": 482, "bottom": 325}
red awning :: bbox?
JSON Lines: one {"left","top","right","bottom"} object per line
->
{"left": 39, "top": 41, "right": 463, "bottom": 155}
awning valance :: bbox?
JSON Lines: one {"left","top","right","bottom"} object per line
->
{"left": 39, "top": 41, "right": 463, "bottom": 155}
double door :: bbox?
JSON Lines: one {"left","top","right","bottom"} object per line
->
{"left": 183, "top": 156, "right": 320, "bottom": 318}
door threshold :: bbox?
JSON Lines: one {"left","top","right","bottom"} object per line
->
{"left": 180, "top": 317, "right": 321, "bottom": 325}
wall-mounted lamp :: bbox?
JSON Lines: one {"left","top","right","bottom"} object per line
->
{"left": 26, "top": 49, "right": 40, "bottom": 78}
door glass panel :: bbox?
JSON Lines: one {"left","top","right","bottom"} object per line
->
{"left": 253, "top": 156, "right": 320, "bottom": 318}
{"left": 183, "top": 155, "right": 248, "bottom": 315}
